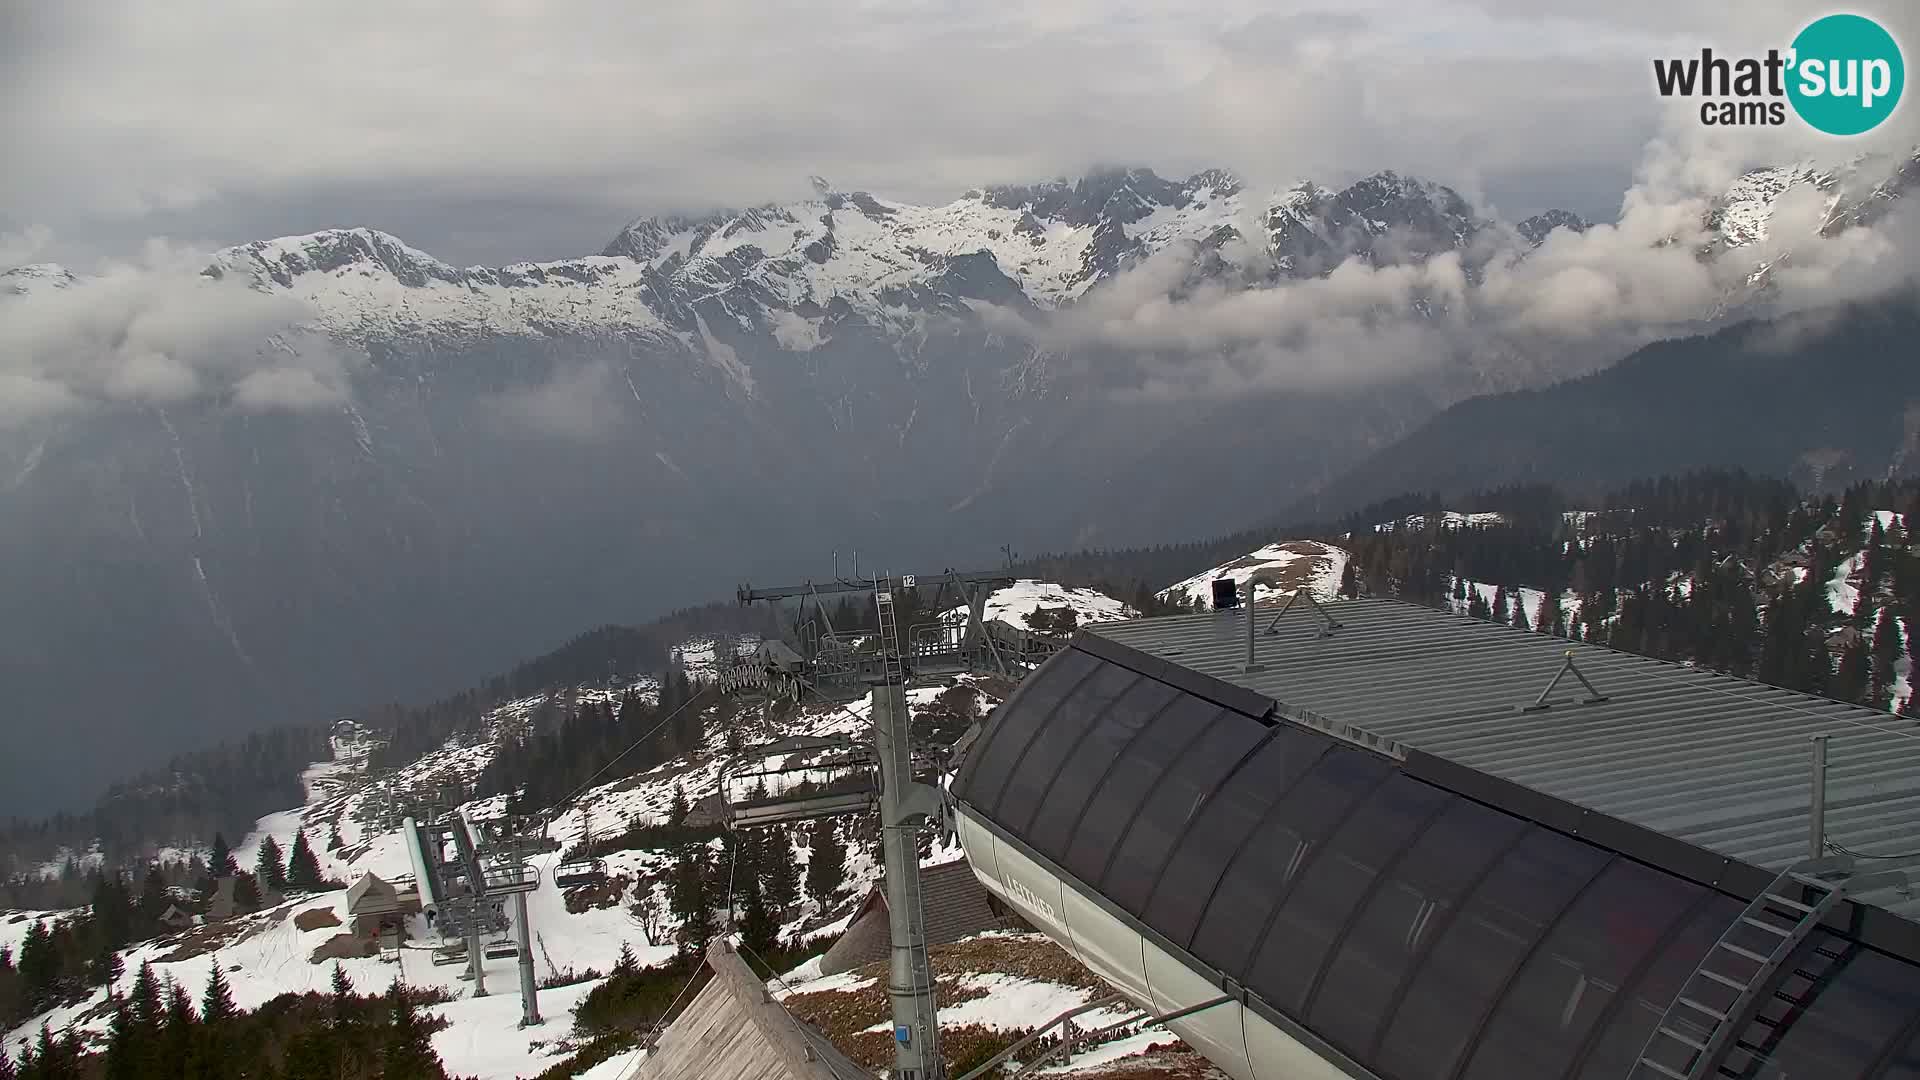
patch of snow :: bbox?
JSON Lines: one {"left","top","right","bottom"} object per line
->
{"left": 1159, "top": 541, "right": 1350, "bottom": 607}
{"left": 941, "top": 580, "right": 1137, "bottom": 631}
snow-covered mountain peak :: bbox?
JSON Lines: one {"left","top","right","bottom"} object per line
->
{"left": 1706, "top": 164, "right": 1837, "bottom": 248}
{"left": 208, "top": 226, "right": 467, "bottom": 289}
{"left": 2, "top": 263, "right": 77, "bottom": 296}
{"left": 1516, "top": 209, "right": 1591, "bottom": 247}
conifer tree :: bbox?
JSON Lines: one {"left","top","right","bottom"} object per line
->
{"left": 738, "top": 877, "right": 779, "bottom": 958}
{"left": 1492, "top": 585, "right": 1510, "bottom": 624}
{"left": 762, "top": 829, "right": 800, "bottom": 918}
{"left": 0, "top": 1042, "right": 13, "bottom": 1080}
{"left": 286, "top": 832, "right": 324, "bottom": 891}
{"left": 200, "top": 962, "right": 235, "bottom": 1026}
{"left": 1511, "top": 594, "right": 1531, "bottom": 631}
{"left": 232, "top": 874, "right": 261, "bottom": 914}
{"left": 130, "top": 962, "right": 164, "bottom": 1034}
{"left": 805, "top": 818, "right": 847, "bottom": 906}
{"left": 160, "top": 981, "right": 195, "bottom": 1078}
{"left": 105, "top": 995, "right": 140, "bottom": 1080}
{"left": 669, "top": 848, "right": 713, "bottom": 959}
{"left": 381, "top": 982, "right": 444, "bottom": 1080}
{"left": 139, "top": 866, "right": 169, "bottom": 922}
{"left": 1835, "top": 637, "right": 1872, "bottom": 704}
{"left": 1872, "top": 606, "right": 1902, "bottom": 709}
{"left": 1535, "top": 589, "right": 1557, "bottom": 635}
{"left": 668, "top": 785, "right": 691, "bottom": 828}
{"left": 328, "top": 824, "right": 345, "bottom": 852}
{"left": 255, "top": 837, "right": 286, "bottom": 893}
{"left": 207, "top": 834, "right": 238, "bottom": 879}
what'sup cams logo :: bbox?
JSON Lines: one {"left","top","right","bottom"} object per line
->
{"left": 1654, "top": 13, "right": 1904, "bottom": 134}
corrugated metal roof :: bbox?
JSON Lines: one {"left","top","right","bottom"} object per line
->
{"left": 1090, "top": 599, "right": 1920, "bottom": 923}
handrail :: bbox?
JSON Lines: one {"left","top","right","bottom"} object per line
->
{"left": 952, "top": 994, "right": 1129, "bottom": 1080}
{"left": 1007, "top": 995, "right": 1235, "bottom": 1079}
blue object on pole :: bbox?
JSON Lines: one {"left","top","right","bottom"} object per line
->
{"left": 895, "top": 1025, "right": 912, "bottom": 1045}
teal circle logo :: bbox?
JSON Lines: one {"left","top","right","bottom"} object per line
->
{"left": 1787, "top": 14, "right": 1904, "bottom": 135}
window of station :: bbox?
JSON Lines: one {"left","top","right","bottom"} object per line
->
{"left": 1141, "top": 726, "right": 1329, "bottom": 949}
{"left": 1061, "top": 693, "right": 1223, "bottom": 888}
{"left": 1458, "top": 855, "right": 1702, "bottom": 1080}
{"left": 1244, "top": 774, "right": 1453, "bottom": 1016}
{"left": 1570, "top": 892, "right": 1740, "bottom": 1079}
{"left": 1023, "top": 676, "right": 1183, "bottom": 861}
{"left": 992, "top": 660, "right": 1141, "bottom": 837}
{"left": 1308, "top": 795, "right": 1524, "bottom": 1059}
{"left": 1099, "top": 708, "right": 1266, "bottom": 917}
{"left": 1759, "top": 938, "right": 1920, "bottom": 1077}
{"left": 954, "top": 648, "right": 1100, "bottom": 810}
{"left": 1188, "top": 747, "right": 1391, "bottom": 975}
{"left": 1374, "top": 825, "right": 1608, "bottom": 1079}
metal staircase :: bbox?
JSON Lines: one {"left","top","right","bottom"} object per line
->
{"left": 874, "top": 583, "right": 905, "bottom": 685}
{"left": 1630, "top": 854, "right": 1888, "bottom": 1079}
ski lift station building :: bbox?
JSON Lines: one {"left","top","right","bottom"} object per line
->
{"left": 950, "top": 598, "right": 1920, "bottom": 1080}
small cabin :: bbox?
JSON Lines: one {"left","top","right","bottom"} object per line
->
{"left": 345, "top": 872, "right": 420, "bottom": 944}
{"left": 157, "top": 904, "right": 195, "bottom": 932}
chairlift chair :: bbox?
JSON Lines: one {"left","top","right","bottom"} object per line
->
{"left": 553, "top": 857, "right": 608, "bottom": 890}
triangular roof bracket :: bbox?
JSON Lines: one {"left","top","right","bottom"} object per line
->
{"left": 1264, "top": 589, "right": 1343, "bottom": 639}
{"left": 1524, "top": 649, "right": 1610, "bottom": 712}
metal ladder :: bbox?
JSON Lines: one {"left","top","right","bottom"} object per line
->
{"left": 875, "top": 582, "right": 905, "bottom": 686}
{"left": 1631, "top": 855, "right": 1862, "bottom": 1080}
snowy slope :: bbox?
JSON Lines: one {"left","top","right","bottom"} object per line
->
{"left": 3, "top": 668, "right": 1003, "bottom": 1076}
{"left": 1158, "top": 541, "right": 1350, "bottom": 607}
{"left": 940, "top": 580, "right": 1138, "bottom": 631}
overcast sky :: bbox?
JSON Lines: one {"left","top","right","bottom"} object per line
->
{"left": 4, "top": 0, "right": 1916, "bottom": 268}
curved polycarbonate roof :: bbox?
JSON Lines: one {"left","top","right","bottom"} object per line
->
{"left": 951, "top": 616, "right": 1920, "bottom": 1080}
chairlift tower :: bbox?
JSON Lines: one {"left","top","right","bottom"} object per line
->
{"left": 403, "top": 805, "right": 544, "bottom": 1027}
{"left": 732, "top": 568, "right": 1065, "bottom": 1080}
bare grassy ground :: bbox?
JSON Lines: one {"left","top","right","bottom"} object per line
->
{"left": 780, "top": 932, "right": 1220, "bottom": 1076}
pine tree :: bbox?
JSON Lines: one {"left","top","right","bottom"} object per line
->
{"left": 328, "top": 825, "right": 344, "bottom": 852}
{"left": 159, "top": 980, "right": 195, "bottom": 1079}
{"left": 669, "top": 848, "right": 713, "bottom": 960}
{"left": 255, "top": 837, "right": 286, "bottom": 893}
{"left": 762, "top": 829, "right": 800, "bottom": 918}
{"left": 1511, "top": 593, "right": 1531, "bottom": 631}
{"left": 1834, "top": 638, "right": 1871, "bottom": 704}
{"left": 138, "top": 866, "right": 169, "bottom": 922}
{"left": 381, "top": 982, "right": 444, "bottom": 1080}
{"left": 613, "top": 943, "right": 638, "bottom": 977}
{"left": 199, "top": 963, "right": 235, "bottom": 1026}
{"left": 0, "top": 1043, "right": 13, "bottom": 1080}
{"left": 232, "top": 874, "right": 261, "bottom": 914}
{"left": 1338, "top": 562, "right": 1359, "bottom": 599}
{"left": 668, "top": 785, "right": 691, "bottom": 828}
{"left": 286, "top": 832, "right": 324, "bottom": 891}
{"left": 1534, "top": 589, "right": 1557, "bottom": 635}
{"left": 105, "top": 995, "right": 141, "bottom": 1080}
{"left": 207, "top": 834, "right": 238, "bottom": 879}
{"left": 130, "top": 962, "right": 164, "bottom": 1033}
{"left": 1492, "top": 585, "right": 1510, "bottom": 624}
{"left": 805, "top": 818, "right": 847, "bottom": 906}
{"left": 1872, "top": 605, "right": 1903, "bottom": 710}
{"left": 738, "top": 877, "right": 779, "bottom": 958}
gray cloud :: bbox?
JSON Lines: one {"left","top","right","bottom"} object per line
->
{"left": 0, "top": 243, "right": 365, "bottom": 426}
{"left": 979, "top": 125, "right": 1920, "bottom": 398}
{"left": 13, "top": 0, "right": 1912, "bottom": 266}
{"left": 0, "top": 225, "right": 53, "bottom": 268}
{"left": 481, "top": 358, "right": 629, "bottom": 440}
